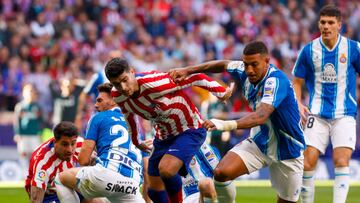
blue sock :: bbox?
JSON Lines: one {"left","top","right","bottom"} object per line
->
{"left": 161, "top": 174, "right": 182, "bottom": 194}
{"left": 161, "top": 174, "right": 183, "bottom": 202}
{"left": 148, "top": 189, "right": 168, "bottom": 203}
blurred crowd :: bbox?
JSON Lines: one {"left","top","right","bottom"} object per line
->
{"left": 1, "top": 0, "right": 360, "bottom": 155}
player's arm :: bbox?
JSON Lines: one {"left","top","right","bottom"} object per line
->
{"left": 174, "top": 73, "right": 232, "bottom": 101}
{"left": 78, "top": 139, "right": 96, "bottom": 166}
{"left": 203, "top": 102, "right": 274, "bottom": 131}
{"left": 292, "top": 77, "right": 309, "bottom": 124}
{"left": 169, "top": 60, "right": 231, "bottom": 82}
{"left": 126, "top": 112, "right": 152, "bottom": 153}
{"left": 30, "top": 186, "right": 45, "bottom": 203}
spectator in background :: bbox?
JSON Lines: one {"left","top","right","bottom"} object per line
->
{"left": 13, "top": 83, "right": 43, "bottom": 178}
{"left": 50, "top": 77, "right": 83, "bottom": 126}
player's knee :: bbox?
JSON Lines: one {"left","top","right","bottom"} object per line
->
{"left": 198, "top": 178, "right": 216, "bottom": 198}
{"left": 333, "top": 157, "right": 350, "bottom": 167}
{"left": 158, "top": 164, "right": 177, "bottom": 178}
{"left": 213, "top": 168, "right": 230, "bottom": 182}
{"left": 303, "top": 157, "right": 317, "bottom": 171}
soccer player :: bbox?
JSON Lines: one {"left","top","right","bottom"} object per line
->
{"left": 105, "top": 58, "right": 230, "bottom": 203}
{"left": 25, "top": 121, "right": 83, "bottom": 203}
{"left": 170, "top": 41, "right": 305, "bottom": 203}
{"left": 55, "top": 83, "right": 145, "bottom": 202}
{"left": 292, "top": 5, "right": 360, "bottom": 203}
{"left": 182, "top": 143, "right": 236, "bottom": 203}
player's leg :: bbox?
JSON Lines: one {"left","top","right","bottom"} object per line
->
{"left": 269, "top": 156, "right": 303, "bottom": 203}
{"left": 55, "top": 168, "right": 81, "bottom": 202}
{"left": 331, "top": 116, "right": 356, "bottom": 203}
{"left": 301, "top": 115, "right": 330, "bottom": 203}
{"left": 198, "top": 177, "right": 217, "bottom": 203}
{"left": 197, "top": 142, "right": 236, "bottom": 203}
{"left": 147, "top": 139, "right": 170, "bottom": 203}
{"left": 141, "top": 156, "right": 151, "bottom": 203}
{"left": 159, "top": 128, "right": 207, "bottom": 203}
{"left": 213, "top": 180, "right": 236, "bottom": 203}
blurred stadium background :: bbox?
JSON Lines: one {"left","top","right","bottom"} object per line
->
{"left": 0, "top": 0, "right": 360, "bottom": 202}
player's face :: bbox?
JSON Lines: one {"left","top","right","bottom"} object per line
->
{"left": 109, "top": 69, "right": 139, "bottom": 97}
{"left": 54, "top": 135, "right": 78, "bottom": 161}
{"left": 95, "top": 92, "right": 115, "bottom": 112}
{"left": 243, "top": 53, "right": 270, "bottom": 84}
{"left": 318, "top": 16, "right": 341, "bottom": 41}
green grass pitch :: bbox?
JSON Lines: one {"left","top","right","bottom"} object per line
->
{"left": 0, "top": 180, "right": 359, "bottom": 203}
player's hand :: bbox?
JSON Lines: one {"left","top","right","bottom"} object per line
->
{"left": 168, "top": 68, "right": 189, "bottom": 83}
{"left": 219, "top": 82, "right": 235, "bottom": 103}
{"left": 90, "top": 151, "right": 97, "bottom": 166}
{"left": 203, "top": 119, "right": 217, "bottom": 131}
{"left": 298, "top": 103, "right": 310, "bottom": 126}
{"left": 137, "top": 139, "right": 153, "bottom": 153}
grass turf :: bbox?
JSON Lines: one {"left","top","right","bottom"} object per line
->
{"left": 0, "top": 181, "right": 359, "bottom": 203}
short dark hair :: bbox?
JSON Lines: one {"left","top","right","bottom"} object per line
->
{"left": 320, "top": 5, "right": 341, "bottom": 21}
{"left": 104, "top": 58, "right": 130, "bottom": 79}
{"left": 243, "top": 41, "right": 268, "bottom": 56}
{"left": 97, "top": 83, "right": 113, "bottom": 94}
{"left": 53, "top": 121, "right": 79, "bottom": 140}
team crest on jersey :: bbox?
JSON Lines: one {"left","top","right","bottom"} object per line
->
{"left": 321, "top": 63, "right": 337, "bottom": 83}
{"left": 36, "top": 170, "right": 46, "bottom": 182}
{"left": 339, "top": 54, "right": 347, "bottom": 63}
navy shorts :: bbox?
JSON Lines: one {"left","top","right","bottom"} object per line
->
{"left": 148, "top": 128, "right": 206, "bottom": 177}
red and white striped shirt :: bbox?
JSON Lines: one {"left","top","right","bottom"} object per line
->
{"left": 111, "top": 72, "right": 226, "bottom": 146}
{"left": 25, "top": 137, "right": 83, "bottom": 193}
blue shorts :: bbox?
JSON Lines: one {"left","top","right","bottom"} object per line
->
{"left": 148, "top": 128, "right": 206, "bottom": 177}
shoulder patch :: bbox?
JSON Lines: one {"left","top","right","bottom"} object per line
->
{"left": 36, "top": 170, "right": 47, "bottom": 182}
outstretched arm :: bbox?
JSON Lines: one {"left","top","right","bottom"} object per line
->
{"left": 203, "top": 103, "right": 275, "bottom": 131}
{"left": 169, "top": 60, "right": 231, "bottom": 83}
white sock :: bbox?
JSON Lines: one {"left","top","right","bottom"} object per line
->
{"left": 214, "top": 180, "right": 236, "bottom": 203}
{"left": 301, "top": 170, "right": 315, "bottom": 203}
{"left": 333, "top": 167, "right": 350, "bottom": 203}
{"left": 203, "top": 197, "right": 218, "bottom": 203}
{"left": 54, "top": 174, "right": 80, "bottom": 203}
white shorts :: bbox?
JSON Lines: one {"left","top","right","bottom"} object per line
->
{"left": 304, "top": 115, "right": 356, "bottom": 154}
{"left": 76, "top": 164, "right": 145, "bottom": 203}
{"left": 230, "top": 139, "right": 303, "bottom": 202}
{"left": 183, "top": 192, "right": 200, "bottom": 203}
{"left": 17, "top": 135, "right": 42, "bottom": 154}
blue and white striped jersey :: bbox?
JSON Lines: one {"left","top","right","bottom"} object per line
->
{"left": 83, "top": 70, "right": 108, "bottom": 100}
{"left": 293, "top": 35, "right": 360, "bottom": 119}
{"left": 182, "top": 143, "right": 221, "bottom": 197}
{"left": 85, "top": 107, "right": 143, "bottom": 183}
{"left": 227, "top": 61, "right": 305, "bottom": 160}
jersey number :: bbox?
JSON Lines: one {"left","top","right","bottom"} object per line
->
{"left": 307, "top": 116, "right": 315, "bottom": 129}
{"left": 110, "top": 125, "right": 138, "bottom": 155}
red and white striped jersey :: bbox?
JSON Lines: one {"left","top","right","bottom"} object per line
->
{"left": 25, "top": 137, "right": 83, "bottom": 193}
{"left": 111, "top": 72, "right": 226, "bottom": 146}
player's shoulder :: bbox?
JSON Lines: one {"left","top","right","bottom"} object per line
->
{"left": 267, "top": 65, "right": 290, "bottom": 84}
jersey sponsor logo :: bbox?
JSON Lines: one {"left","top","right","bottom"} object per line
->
{"left": 339, "top": 54, "right": 347, "bottom": 63}
{"left": 204, "top": 151, "right": 215, "bottom": 162}
{"left": 109, "top": 152, "right": 142, "bottom": 173}
{"left": 321, "top": 63, "right": 337, "bottom": 83}
{"left": 36, "top": 170, "right": 46, "bottom": 182}
{"left": 105, "top": 183, "right": 138, "bottom": 194}
{"left": 263, "top": 87, "right": 273, "bottom": 97}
